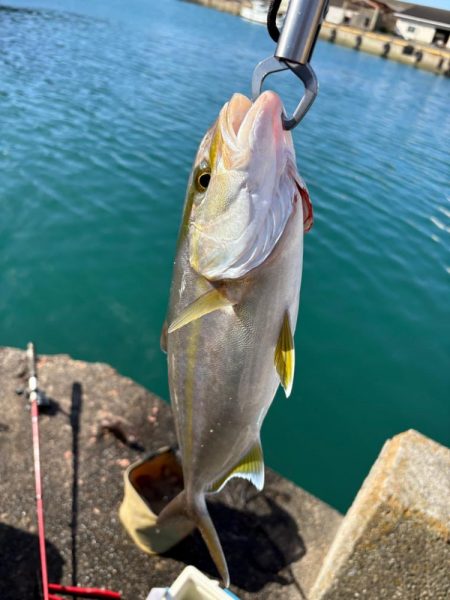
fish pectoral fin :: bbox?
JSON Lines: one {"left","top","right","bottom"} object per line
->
{"left": 160, "top": 320, "right": 168, "bottom": 353}
{"left": 275, "top": 310, "right": 295, "bottom": 397}
{"left": 208, "top": 440, "right": 265, "bottom": 493}
{"left": 168, "top": 288, "right": 233, "bottom": 334}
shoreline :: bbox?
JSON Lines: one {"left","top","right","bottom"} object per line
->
{"left": 320, "top": 21, "right": 450, "bottom": 76}
{"left": 185, "top": 0, "right": 450, "bottom": 76}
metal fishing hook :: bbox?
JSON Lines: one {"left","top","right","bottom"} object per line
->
{"left": 252, "top": 0, "right": 329, "bottom": 130}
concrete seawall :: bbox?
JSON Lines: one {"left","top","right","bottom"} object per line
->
{"left": 1, "top": 345, "right": 450, "bottom": 599}
{"left": 0, "top": 346, "right": 342, "bottom": 599}
{"left": 184, "top": 0, "right": 242, "bottom": 15}
{"left": 319, "top": 22, "right": 450, "bottom": 77}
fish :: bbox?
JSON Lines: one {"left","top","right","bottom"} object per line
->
{"left": 158, "top": 90, "right": 313, "bottom": 586}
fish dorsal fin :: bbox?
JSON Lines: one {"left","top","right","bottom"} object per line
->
{"left": 275, "top": 310, "right": 295, "bottom": 397}
{"left": 208, "top": 440, "right": 264, "bottom": 494}
{"left": 168, "top": 288, "right": 233, "bottom": 334}
{"left": 160, "top": 320, "right": 168, "bottom": 353}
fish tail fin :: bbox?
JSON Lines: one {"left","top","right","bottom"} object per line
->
{"left": 193, "top": 494, "right": 230, "bottom": 588}
{"left": 157, "top": 490, "right": 230, "bottom": 587}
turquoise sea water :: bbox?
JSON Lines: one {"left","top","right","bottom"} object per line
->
{"left": 1, "top": 0, "right": 449, "bottom": 512}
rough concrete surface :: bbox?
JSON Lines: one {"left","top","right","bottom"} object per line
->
{"left": 0, "top": 347, "right": 342, "bottom": 599}
{"left": 310, "top": 430, "right": 450, "bottom": 600}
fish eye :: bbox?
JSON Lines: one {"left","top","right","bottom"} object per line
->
{"left": 195, "top": 163, "right": 211, "bottom": 192}
{"left": 198, "top": 172, "right": 211, "bottom": 190}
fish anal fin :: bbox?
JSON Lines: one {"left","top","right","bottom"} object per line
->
{"left": 275, "top": 310, "right": 295, "bottom": 397}
{"left": 208, "top": 440, "right": 265, "bottom": 493}
{"left": 168, "top": 288, "right": 233, "bottom": 334}
{"left": 160, "top": 320, "right": 168, "bottom": 353}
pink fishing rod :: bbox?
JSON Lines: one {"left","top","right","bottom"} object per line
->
{"left": 27, "top": 343, "right": 121, "bottom": 600}
{"left": 48, "top": 584, "right": 121, "bottom": 598}
{"left": 28, "top": 342, "right": 50, "bottom": 600}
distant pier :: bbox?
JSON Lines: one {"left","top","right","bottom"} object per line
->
{"left": 184, "top": 0, "right": 242, "bottom": 16}
{"left": 320, "top": 22, "right": 450, "bottom": 76}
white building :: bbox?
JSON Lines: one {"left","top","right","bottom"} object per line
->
{"left": 394, "top": 5, "right": 450, "bottom": 48}
{"left": 326, "top": 0, "right": 346, "bottom": 25}
{"left": 325, "top": 0, "right": 392, "bottom": 32}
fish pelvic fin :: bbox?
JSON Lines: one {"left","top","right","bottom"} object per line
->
{"left": 157, "top": 490, "right": 230, "bottom": 587}
{"left": 208, "top": 440, "right": 265, "bottom": 494}
{"left": 168, "top": 288, "right": 233, "bottom": 334}
{"left": 275, "top": 310, "right": 295, "bottom": 397}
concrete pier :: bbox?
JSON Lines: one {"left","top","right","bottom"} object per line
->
{"left": 1, "top": 346, "right": 449, "bottom": 599}
{"left": 184, "top": 0, "right": 242, "bottom": 16}
{"left": 0, "top": 347, "right": 341, "bottom": 599}
{"left": 310, "top": 430, "right": 450, "bottom": 599}
{"left": 319, "top": 22, "right": 450, "bottom": 77}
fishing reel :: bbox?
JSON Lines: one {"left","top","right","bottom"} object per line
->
{"left": 15, "top": 342, "right": 52, "bottom": 412}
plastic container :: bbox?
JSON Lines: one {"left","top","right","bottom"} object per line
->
{"left": 146, "top": 566, "right": 240, "bottom": 600}
{"left": 119, "top": 446, "right": 194, "bottom": 554}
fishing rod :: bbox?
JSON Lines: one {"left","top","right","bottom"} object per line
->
{"left": 26, "top": 342, "right": 121, "bottom": 600}
{"left": 27, "top": 342, "right": 51, "bottom": 600}
{"left": 252, "top": 0, "right": 329, "bottom": 129}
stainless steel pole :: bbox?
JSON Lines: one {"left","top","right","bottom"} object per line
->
{"left": 275, "top": 0, "right": 329, "bottom": 65}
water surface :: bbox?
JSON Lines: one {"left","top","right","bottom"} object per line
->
{"left": 1, "top": 0, "right": 449, "bottom": 511}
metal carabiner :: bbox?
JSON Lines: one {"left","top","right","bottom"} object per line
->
{"left": 252, "top": 0, "right": 329, "bottom": 130}
{"left": 252, "top": 56, "right": 318, "bottom": 130}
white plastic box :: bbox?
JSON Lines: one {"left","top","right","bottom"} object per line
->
{"left": 146, "top": 566, "right": 240, "bottom": 600}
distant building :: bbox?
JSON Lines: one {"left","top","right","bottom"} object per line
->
{"left": 325, "top": 0, "right": 393, "bottom": 32}
{"left": 326, "top": 0, "right": 346, "bottom": 25}
{"left": 394, "top": 6, "right": 450, "bottom": 48}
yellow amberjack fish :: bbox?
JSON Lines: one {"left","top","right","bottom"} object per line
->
{"left": 158, "top": 91, "right": 313, "bottom": 586}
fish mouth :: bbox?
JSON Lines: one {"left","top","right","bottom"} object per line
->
{"left": 219, "top": 91, "right": 285, "bottom": 166}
